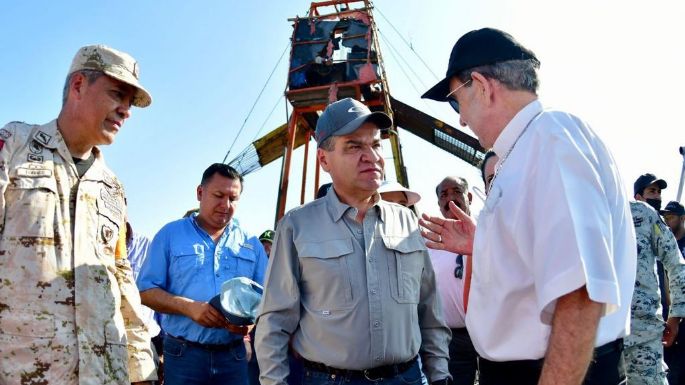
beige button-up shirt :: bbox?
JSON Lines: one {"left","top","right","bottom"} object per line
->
{"left": 255, "top": 190, "right": 450, "bottom": 385}
{"left": 0, "top": 120, "right": 156, "bottom": 384}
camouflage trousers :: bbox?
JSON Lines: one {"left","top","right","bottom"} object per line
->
{"left": 625, "top": 338, "right": 668, "bottom": 385}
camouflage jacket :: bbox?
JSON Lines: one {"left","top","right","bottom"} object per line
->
{"left": 628, "top": 201, "right": 685, "bottom": 343}
{"left": 0, "top": 121, "right": 156, "bottom": 384}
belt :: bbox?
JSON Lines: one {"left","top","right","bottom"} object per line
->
{"left": 167, "top": 335, "right": 243, "bottom": 351}
{"left": 302, "top": 356, "right": 417, "bottom": 381}
{"left": 594, "top": 338, "right": 623, "bottom": 357}
{"left": 480, "top": 338, "right": 624, "bottom": 369}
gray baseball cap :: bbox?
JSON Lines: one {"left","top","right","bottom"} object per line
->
{"left": 315, "top": 98, "right": 392, "bottom": 146}
{"left": 209, "top": 277, "right": 263, "bottom": 326}
{"left": 69, "top": 44, "right": 152, "bottom": 108}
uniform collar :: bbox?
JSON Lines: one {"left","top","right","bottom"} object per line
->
{"left": 189, "top": 213, "right": 237, "bottom": 238}
{"left": 492, "top": 100, "right": 543, "bottom": 158}
{"left": 39, "top": 120, "right": 110, "bottom": 182}
{"left": 325, "top": 187, "right": 381, "bottom": 223}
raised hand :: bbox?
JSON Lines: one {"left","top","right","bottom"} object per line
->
{"left": 419, "top": 201, "right": 476, "bottom": 255}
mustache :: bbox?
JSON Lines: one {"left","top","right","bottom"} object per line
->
{"left": 443, "top": 200, "right": 466, "bottom": 212}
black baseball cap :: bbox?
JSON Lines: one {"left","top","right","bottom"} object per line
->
{"left": 422, "top": 28, "right": 539, "bottom": 102}
{"left": 633, "top": 173, "right": 667, "bottom": 196}
{"left": 661, "top": 201, "right": 685, "bottom": 216}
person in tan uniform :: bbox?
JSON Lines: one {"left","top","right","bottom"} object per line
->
{"left": 0, "top": 45, "right": 156, "bottom": 385}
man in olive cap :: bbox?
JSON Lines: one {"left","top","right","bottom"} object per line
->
{"left": 0, "top": 45, "right": 156, "bottom": 384}
{"left": 259, "top": 230, "right": 275, "bottom": 257}
{"left": 419, "top": 28, "right": 636, "bottom": 385}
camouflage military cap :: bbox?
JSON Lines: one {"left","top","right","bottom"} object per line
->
{"left": 69, "top": 44, "right": 152, "bottom": 108}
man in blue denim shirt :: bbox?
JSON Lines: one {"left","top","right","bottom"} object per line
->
{"left": 137, "top": 163, "right": 268, "bottom": 385}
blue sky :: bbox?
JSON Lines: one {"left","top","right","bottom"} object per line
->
{"left": 2, "top": 0, "right": 684, "bottom": 238}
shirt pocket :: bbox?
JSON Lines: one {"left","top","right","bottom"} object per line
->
{"left": 383, "top": 235, "right": 425, "bottom": 304}
{"left": 298, "top": 238, "right": 354, "bottom": 311}
{"left": 231, "top": 244, "right": 257, "bottom": 278}
{"left": 169, "top": 245, "right": 204, "bottom": 287}
{"left": 4, "top": 175, "right": 57, "bottom": 238}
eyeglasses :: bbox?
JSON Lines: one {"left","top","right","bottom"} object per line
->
{"left": 445, "top": 79, "right": 472, "bottom": 114}
{"left": 454, "top": 254, "right": 464, "bottom": 279}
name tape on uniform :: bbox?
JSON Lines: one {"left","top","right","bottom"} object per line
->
{"left": 17, "top": 167, "right": 52, "bottom": 178}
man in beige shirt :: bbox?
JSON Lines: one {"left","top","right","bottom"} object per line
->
{"left": 255, "top": 98, "right": 451, "bottom": 385}
{"left": 0, "top": 45, "right": 156, "bottom": 384}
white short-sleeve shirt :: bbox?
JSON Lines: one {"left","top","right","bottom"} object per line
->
{"left": 465, "top": 100, "right": 637, "bottom": 361}
{"left": 429, "top": 249, "right": 467, "bottom": 328}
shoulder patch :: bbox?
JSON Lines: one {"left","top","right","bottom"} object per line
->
{"left": 27, "top": 154, "right": 44, "bottom": 163}
{"left": 33, "top": 131, "right": 52, "bottom": 146}
{"left": 29, "top": 140, "right": 43, "bottom": 154}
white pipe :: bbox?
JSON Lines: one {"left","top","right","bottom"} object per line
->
{"left": 677, "top": 146, "right": 685, "bottom": 202}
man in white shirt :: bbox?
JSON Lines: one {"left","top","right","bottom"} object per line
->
{"left": 419, "top": 28, "right": 636, "bottom": 385}
{"left": 430, "top": 176, "right": 478, "bottom": 385}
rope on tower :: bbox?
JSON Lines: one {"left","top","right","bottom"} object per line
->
{"left": 378, "top": 29, "right": 428, "bottom": 89}
{"left": 251, "top": 94, "right": 286, "bottom": 142}
{"left": 222, "top": 41, "right": 290, "bottom": 163}
{"left": 378, "top": 30, "right": 440, "bottom": 117}
{"left": 374, "top": 6, "right": 440, "bottom": 81}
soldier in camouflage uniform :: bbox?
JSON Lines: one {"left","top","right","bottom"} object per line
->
{"left": 0, "top": 45, "right": 157, "bottom": 384}
{"left": 626, "top": 174, "right": 685, "bottom": 385}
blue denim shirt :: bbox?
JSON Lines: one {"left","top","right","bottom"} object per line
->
{"left": 127, "top": 232, "right": 161, "bottom": 337}
{"left": 137, "top": 215, "right": 268, "bottom": 344}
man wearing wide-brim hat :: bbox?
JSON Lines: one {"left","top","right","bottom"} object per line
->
{"left": 0, "top": 45, "right": 156, "bottom": 384}
{"left": 256, "top": 98, "right": 451, "bottom": 385}
{"left": 419, "top": 28, "right": 636, "bottom": 385}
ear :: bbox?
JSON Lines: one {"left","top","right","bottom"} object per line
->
{"left": 69, "top": 72, "right": 87, "bottom": 101}
{"left": 317, "top": 148, "right": 331, "bottom": 172}
{"left": 471, "top": 71, "right": 493, "bottom": 106}
{"left": 634, "top": 193, "right": 642, "bottom": 201}
{"left": 196, "top": 185, "right": 203, "bottom": 202}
